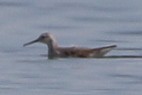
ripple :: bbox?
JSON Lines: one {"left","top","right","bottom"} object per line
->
{"left": 36, "top": 25, "right": 79, "bottom": 30}
{"left": 109, "top": 74, "right": 142, "bottom": 84}
{"left": 70, "top": 16, "right": 142, "bottom": 23}
{"left": 53, "top": 2, "right": 131, "bottom": 12}
{"left": 109, "top": 31, "right": 142, "bottom": 35}
{"left": 0, "top": 1, "right": 29, "bottom": 7}
{"left": 96, "top": 39, "right": 128, "bottom": 43}
{"left": 100, "top": 55, "right": 142, "bottom": 59}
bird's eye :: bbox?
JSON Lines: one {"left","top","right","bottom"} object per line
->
{"left": 40, "top": 36, "right": 45, "bottom": 39}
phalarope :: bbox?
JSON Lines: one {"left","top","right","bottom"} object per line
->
{"left": 23, "top": 33, "right": 116, "bottom": 59}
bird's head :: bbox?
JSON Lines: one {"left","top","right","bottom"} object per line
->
{"left": 23, "top": 33, "right": 55, "bottom": 47}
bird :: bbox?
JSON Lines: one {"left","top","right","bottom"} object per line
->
{"left": 23, "top": 33, "right": 117, "bottom": 59}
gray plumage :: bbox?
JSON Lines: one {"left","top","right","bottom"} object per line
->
{"left": 23, "top": 33, "right": 117, "bottom": 59}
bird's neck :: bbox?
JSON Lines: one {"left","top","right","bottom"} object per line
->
{"left": 47, "top": 39, "right": 58, "bottom": 59}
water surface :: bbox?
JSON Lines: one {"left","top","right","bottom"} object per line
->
{"left": 0, "top": 0, "right": 142, "bottom": 95}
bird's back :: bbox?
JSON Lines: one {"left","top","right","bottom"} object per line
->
{"left": 56, "top": 45, "right": 116, "bottom": 58}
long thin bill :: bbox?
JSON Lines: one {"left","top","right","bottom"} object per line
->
{"left": 23, "top": 39, "right": 39, "bottom": 47}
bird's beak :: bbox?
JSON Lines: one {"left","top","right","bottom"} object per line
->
{"left": 23, "top": 38, "right": 39, "bottom": 47}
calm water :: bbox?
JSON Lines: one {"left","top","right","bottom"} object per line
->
{"left": 0, "top": 0, "right": 142, "bottom": 95}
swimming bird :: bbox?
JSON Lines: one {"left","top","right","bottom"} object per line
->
{"left": 23, "top": 33, "right": 117, "bottom": 59}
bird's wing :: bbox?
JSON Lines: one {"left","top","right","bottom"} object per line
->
{"left": 57, "top": 46, "right": 95, "bottom": 57}
{"left": 57, "top": 45, "right": 116, "bottom": 58}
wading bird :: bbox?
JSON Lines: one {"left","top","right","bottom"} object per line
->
{"left": 23, "top": 33, "right": 116, "bottom": 59}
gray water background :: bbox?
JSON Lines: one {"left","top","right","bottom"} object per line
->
{"left": 0, "top": 0, "right": 142, "bottom": 95}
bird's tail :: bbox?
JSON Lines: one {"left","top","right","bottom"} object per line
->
{"left": 100, "top": 45, "right": 117, "bottom": 55}
{"left": 94, "top": 45, "right": 117, "bottom": 57}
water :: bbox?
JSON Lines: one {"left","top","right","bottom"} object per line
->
{"left": 0, "top": 0, "right": 142, "bottom": 95}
